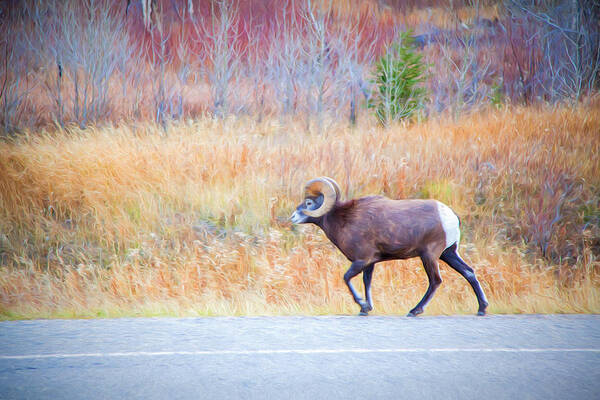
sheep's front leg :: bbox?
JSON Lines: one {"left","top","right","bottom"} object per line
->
{"left": 343, "top": 261, "right": 370, "bottom": 316}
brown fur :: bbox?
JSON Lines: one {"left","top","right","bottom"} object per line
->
{"left": 316, "top": 197, "right": 447, "bottom": 264}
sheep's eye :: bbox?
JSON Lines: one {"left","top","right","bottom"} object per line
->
{"left": 305, "top": 199, "right": 314, "bottom": 208}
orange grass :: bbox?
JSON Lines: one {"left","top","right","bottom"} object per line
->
{"left": 1, "top": 104, "right": 599, "bottom": 319}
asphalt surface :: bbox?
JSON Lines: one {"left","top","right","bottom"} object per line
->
{"left": 0, "top": 315, "right": 599, "bottom": 399}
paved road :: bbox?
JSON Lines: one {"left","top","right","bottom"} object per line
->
{"left": 1, "top": 315, "right": 599, "bottom": 399}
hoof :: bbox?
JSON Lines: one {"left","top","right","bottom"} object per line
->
{"left": 477, "top": 303, "right": 488, "bottom": 316}
{"left": 359, "top": 311, "right": 369, "bottom": 316}
{"left": 359, "top": 301, "right": 372, "bottom": 315}
{"left": 407, "top": 308, "right": 422, "bottom": 317}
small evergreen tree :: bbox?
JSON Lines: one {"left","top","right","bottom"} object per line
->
{"left": 369, "top": 31, "right": 429, "bottom": 125}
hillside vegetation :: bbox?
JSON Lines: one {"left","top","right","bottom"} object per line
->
{"left": 1, "top": 105, "right": 598, "bottom": 318}
{"left": 1, "top": 0, "right": 599, "bottom": 318}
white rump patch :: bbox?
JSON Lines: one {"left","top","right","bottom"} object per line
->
{"left": 436, "top": 201, "right": 460, "bottom": 249}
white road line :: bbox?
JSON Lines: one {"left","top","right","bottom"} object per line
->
{"left": 1, "top": 348, "right": 599, "bottom": 360}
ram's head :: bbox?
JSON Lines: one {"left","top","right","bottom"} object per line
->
{"left": 290, "top": 177, "right": 341, "bottom": 224}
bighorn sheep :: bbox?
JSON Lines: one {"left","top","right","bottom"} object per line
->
{"left": 290, "top": 177, "right": 488, "bottom": 316}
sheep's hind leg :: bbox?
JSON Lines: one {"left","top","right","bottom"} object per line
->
{"left": 408, "top": 253, "right": 442, "bottom": 317}
{"left": 440, "top": 244, "right": 488, "bottom": 316}
{"left": 343, "top": 261, "right": 371, "bottom": 316}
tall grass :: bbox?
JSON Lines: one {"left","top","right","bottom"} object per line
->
{"left": 1, "top": 104, "right": 598, "bottom": 318}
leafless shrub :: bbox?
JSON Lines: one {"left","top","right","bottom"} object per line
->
{"left": 148, "top": 6, "right": 172, "bottom": 129}
{"left": 506, "top": 0, "right": 600, "bottom": 102}
{"left": 328, "top": 10, "right": 376, "bottom": 125}
{"left": 115, "top": 22, "right": 146, "bottom": 120}
{"left": 262, "top": 0, "right": 377, "bottom": 128}
{"left": 298, "top": 0, "right": 333, "bottom": 131}
{"left": 246, "top": 44, "right": 266, "bottom": 121}
{"left": 438, "top": 31, "right": 493, "bottom": 117}
{"left": 172, "top": 5, "right": 194, "bottom": 121}
{"left": 264, "top": 4, "right": 303, "bottom": 118}
{"left": 24, "top": 0, "right": 131, "bottom": 128}
{"left": 193, "top": 0, "right": 244, "bottom": 118}
{"left": 0, "top": 8, "right": 36, "bottom": 134}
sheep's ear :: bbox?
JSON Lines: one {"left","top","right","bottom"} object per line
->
{"left": 303, "top": 178, "right": 337, "bottom": 217}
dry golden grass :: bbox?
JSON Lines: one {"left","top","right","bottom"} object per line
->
{"left": 1, "top": 104, "right": 599, "bottom": 319}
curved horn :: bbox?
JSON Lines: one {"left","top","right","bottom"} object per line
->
{"left": 303, "top": 177, "right": 339, "bottom": 218}
{"left": 321, "top": 176, "right": 341, "bottom": 201}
